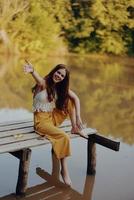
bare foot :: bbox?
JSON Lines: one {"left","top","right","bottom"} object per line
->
{"left": 71, "top": 126, "right": 88, "bottom": 139}
{"left": 71, "top": 130, "right": 88, "bottom": 139}
{"left": 61, "top": 170, "right": 72, "bottom": 187}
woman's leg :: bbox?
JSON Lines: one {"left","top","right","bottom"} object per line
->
{"left": 52, "top": 102, "right": 75, "bottom": 186}
{"left": 51, "top": 145, "right": 71, "bottom": 186}
{"left": 35, "top": 112, "right": 72, "bottom": 186}
{"left": 60, "top": 157, "right": 72, "bottom": 186}
{"left": 34, "top": 112, "right": 71, "bottom": 159}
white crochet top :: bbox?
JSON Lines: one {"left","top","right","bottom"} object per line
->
{"left": 33, "top": 89, "right": 56, "bottom": 112}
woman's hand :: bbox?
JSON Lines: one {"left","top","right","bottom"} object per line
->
{"left": 24, "top": 60, "right": 34, "bottom": 74}
{"left": 71, "top": 125, "right": 79, "bottom": 134}
{"left": 23, "top": 60, "right": 46, "bottom": 88}
{"left": 71, "top": 122, "right": 88, "bottom": 139}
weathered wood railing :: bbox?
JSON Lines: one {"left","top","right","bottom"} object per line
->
{"left": 0, "top": 119, "right": 120, "bottom": 196}
{"left": 87, "top": 134, "right": 120, "bottom": 175}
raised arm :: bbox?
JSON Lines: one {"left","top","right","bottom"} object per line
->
{"left": 68, "top": 89, "right": 83, "bottom": 129}
{"left": 24, "top": 60, "right": 46, "bottom": 88}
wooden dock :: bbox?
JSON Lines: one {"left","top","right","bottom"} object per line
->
{"left": 0, "top": 119, "right": 120, "bottom": 196}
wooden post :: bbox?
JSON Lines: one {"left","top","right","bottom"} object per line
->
{"left": 83, "top": 175, "right": 95, "bottom": 200}
{"left": 87, "top": 133, "right": 120, "bottom": 175}
{"left": 15, "top": 148, "right": 31, "bottom": 196}
{"left": 87, "top": 138, "right": 96, "bottom": 175}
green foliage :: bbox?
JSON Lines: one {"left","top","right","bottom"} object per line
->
{"left": 62, "top": 0, "right": 134, "bottom": 55}
{"left": 17, "top": 0, "right": 61, "bottom": 54}
{"left": 0, "top": 0, "right": 65, "bottom": 55}
{"left": 0, "top": 0, "right": 134, "bottom": 55}
{"left": 89, "top": 0, "right": 134, "bottom": 55}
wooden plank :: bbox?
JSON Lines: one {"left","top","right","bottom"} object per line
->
{"left": 25, "top": 187, "right": 63, "bottom": 200}
{"left": 0, "top": 127, "right": 34, "bottom": 138}
{"left": 0, "top": 138, "right": 50, "bottom": 154}
{"left": 0, "top": 119, "right": 71, "bottom": 127}
{"left": 0, "top": 129, "right": 89, "bottom": 146}
{"left": 12, "top": 128, "right": 94, "bottom": 146}
{"left": 0, "top": 123, "right": 33, "bottom": 132}
{"left": 0, "top": 133, "right": 82, "bottom": 154}
{"left": 0, "top": 126, "right": 96, "bottom": 139}
{"left": 0, "top": 126, "right": 73, "bottom": 138}
{"left": 0, "top": 133, "right": 39, "bottom": 145}
{"left": 0, "top": 123, "right": 71, "bottom": 132}
{"left": 0, "top": 119, "right": 72, "bottom": 131}
{"left": 0, "top": 122, "right": 33, "bottom": 131}
{"left": 26, "top": 184, "right": 54, "bottom": 197}
{"left": 0, "top": 119, "right": 71, "bottom": 129}
{"left": 0, "top": 184, "right": 55, "bottom": 199}
{"left": 0, "top": 119, "right": 32, "bottom": 126}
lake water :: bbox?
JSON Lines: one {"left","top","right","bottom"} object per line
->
{"left": 0, "top": 55, "right": 134, "bottom": 200}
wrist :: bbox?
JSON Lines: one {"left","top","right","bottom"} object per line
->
{"left": 71, "top": 123, "right": 77, "bottom": 128}
{"left": 30, "top": 68, "right": 34, "bottom": 74}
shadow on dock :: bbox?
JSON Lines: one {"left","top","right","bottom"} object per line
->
{"left": 0, "top": 152, "right": 95, "bottom": 200}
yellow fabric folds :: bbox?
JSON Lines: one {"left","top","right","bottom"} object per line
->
{"left": 34, "top": 99, "right": 74, "bottom": 159}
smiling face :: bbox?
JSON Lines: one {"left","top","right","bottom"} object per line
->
{"left": 52, "top": 68, "right": 66, "bottom": 83}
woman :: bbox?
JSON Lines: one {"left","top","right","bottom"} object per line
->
{"left": 24, "top": 61, "right": 87, "bottom": 187}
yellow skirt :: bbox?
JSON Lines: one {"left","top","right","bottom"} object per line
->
{"left": 34, "top": 100, "right": 73, "bottom": 159}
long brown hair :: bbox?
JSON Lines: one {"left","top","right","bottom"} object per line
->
{"left": 32, "top": 64, "right": 70, "bottom": 111}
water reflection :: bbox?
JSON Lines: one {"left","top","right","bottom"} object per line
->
{"left": 67, "top": 57, "right": 134, "bottom": 145}
{"left": 0, "top": 151, "right": 95, "bottom": 200}
{"left": 0, "top": 108, "right": 32, "bottom": 123}
{"left": 0, "top": 54, "right": 134, "bottom": 144}
{"left": 0, "top": 54, "right": 134, "bottom": 199}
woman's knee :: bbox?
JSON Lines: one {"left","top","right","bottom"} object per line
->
{"left": 63, "top": 133, "right": 70, "bottom": 143}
